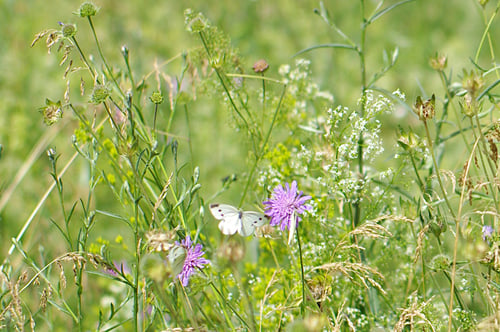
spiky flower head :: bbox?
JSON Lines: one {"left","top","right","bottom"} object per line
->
{"left": 175, "top": 236, "right": 209, "bottom": 287}
{"left": 59, "top": 22, "right": 77, "bottom": 38}
{"left": 263, "top": 180, "right": 311, "bottom": 231}
{"left": 150, "top": 91, "right": 164, "bottom": 104}
{"left": 184, "top": 9, "right": 208, "bottom": 33}
{"left": 90, "top": 84, "right": 110, "bottom": 104}
{"left": 78, "top": 2, "right": 98, "bottom": 17}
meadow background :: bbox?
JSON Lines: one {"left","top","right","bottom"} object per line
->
{"left": 1, "top": 0, "right": 500, "bottom": 331}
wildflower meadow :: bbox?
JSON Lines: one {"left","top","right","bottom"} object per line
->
{"left": 3, "top": 0, "right": 500, "bottom": 331}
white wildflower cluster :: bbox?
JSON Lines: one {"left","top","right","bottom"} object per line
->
{"left": 319, "top": 90, "right": 396, "bottom": 200}
{"left": 278, "top": 59, "right": 333, "bottom": 120}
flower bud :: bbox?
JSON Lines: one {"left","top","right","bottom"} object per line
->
{"left": 253, "top": 59, "right": 269, "bottom": 73}
{"left": 462, "top": 69, "right": 484, "bottom": 97}
{"left": 60, "top": 23, "right": 77, "bottom": 38}
{"left": 479, "top": 0, "right": 489, "bottom": 7}
{"left": 460, "top": 93, "right": 476, "bottom": 117}
{"left": 90, "top": 84, "right": 109, "bottom": 104}
{"left": 78, "top": 2, "right": 98, "bottom": 17}
{"left": 430, "top": 254, "right": 451, "bottom": 271}
{"left": 150, "top": 91, "right": 164, "bottom": 104}
{"left": 429, "top": 53, "right": 447, "bottom": 72}
{"left": 184, "top": 9, "right": 208, "bottom": 33}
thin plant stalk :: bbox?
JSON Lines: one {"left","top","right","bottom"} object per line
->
{"left": 295, "top": 225, "right": 306, "bottom": 317}
{"left": 238, "top": 85, "right": 287, "bottom": 207}
{"left": 423, "top": 119, "right": 456, "bottom": 219}
{"left": 448, "top": 137, "right": 481, "bottom": 332}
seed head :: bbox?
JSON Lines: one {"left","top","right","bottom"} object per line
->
{"left": 429, "top": 53, "right": 447, "bottom": 72}
{"left": 217, "top": 240, "right": 245, "bottom": 263}
{"left": 39, "top": 99, "right": 63, "bottom": 125}
{"left": 412, "top": 94, "right": 435, "bottom": 121}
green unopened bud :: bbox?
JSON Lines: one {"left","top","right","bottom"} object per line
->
{"left": 184, "top": 9, "right": 208, "bottom": 33}
{"left": 412, "top": 94, "right": 435, "bottom": 121}
{"left": 60, "top": 23, "right": 77, "bottom": 38}
{"left": 460, "top": 93, "right": 477, "bottom": 117}
{"left": 39, "top": 99, "right": 63, "bottom": 125}
{"left": 429, "top": 216, "right": 447, "bottom": 238}
{"left": 149, "top": 91, "right": 164, "bottom": 104}
{"left": 90, "top": 84, "right": 109, "bottom": 104}
{"left": 430, "top": 254, "right": 451, "bottom": 271}
{"left": 397, "top": 131, "right": 420, "bottom": 152}
{"left": 78, "top": 2, "right": 98, "bottom": 17}
{"left": 479, "top": 0, "right": 489, "bottom": 7}
{"left": 47, "top": 148, "right": 57, "bottom": 161}
{"left": 462, "top": 69, "right": 484, "bottom": 97}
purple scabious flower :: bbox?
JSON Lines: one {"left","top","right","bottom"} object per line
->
{"left": 263, "top": 180, "right": 311, "bottom": 231}
{"left": 175, "top": 236, "right": 209, "bottom": 287}
{"left": 482, "top": 225, "right": 494, "bottom": 241}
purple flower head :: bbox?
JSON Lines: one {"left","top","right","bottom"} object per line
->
{"left": 263, "top": 180, "right": 311, "bottom": 231}
{"left": 175, "top": 235, "right": 210, "bottom": 287}
{"left": 482, "top": 225, "right": 494, "bottom": 241}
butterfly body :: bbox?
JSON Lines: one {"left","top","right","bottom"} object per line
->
{"left": 209, "top": 203, "right": 267, "bottom": 236}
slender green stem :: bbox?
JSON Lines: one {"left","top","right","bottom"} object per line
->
{"left": 448, "top": 136, "right": 480, "bottom": 332}
{"left": 153, "top": 103, "right": 159, "bottom": 138}
{"left": 261, "top": 73, "right": 266, "bottom": 131}
{"left": 423, "top": 120, "right": 456, "bottom": 219}
{"left": 87, "top": 17, "right": 125, "bottom": 99}
{"left": 198, "top": 31, "right": 251, "bottom": 133}
{"left": 296, "top": 225, "right": 306, "bottom": 317}
{"left": 238, "top": 85, "right": 287, "bottom": 207}
{"left": 473, "top": 114, "right": 498, "bottom": 207}
{"left": 133, "top": 197, "right": 141, "bottom": 332}
{"left": 474, "top": 2, "right": 500, "bottom": 69}
{"left": 437, "top": 71, "right": 470, "bottom": 151}
{"left": 233, "top": 264, "right": 257, "bottom": 331}
{"left": 207, "top": 279, "right": 247, "bottom": 330}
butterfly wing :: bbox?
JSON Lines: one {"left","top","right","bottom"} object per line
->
{"left": 209, "top": 204, "right": 242, "bottom": 235}
{"left": 168, "top": 246, "right": 187, "bottom": 277}
{"left": 239, "top": 211, "right": 267, "bottom": 237}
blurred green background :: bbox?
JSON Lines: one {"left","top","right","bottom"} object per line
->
{"left": 0, "top": 0, "right": 497, "bottom": 257}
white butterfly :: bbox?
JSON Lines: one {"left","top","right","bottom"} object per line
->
{"left": 209, "top": 203, "right": 268, "bottom": 237}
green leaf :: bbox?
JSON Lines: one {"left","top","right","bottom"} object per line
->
{"left": 368, "top": 0, "right": 415, "bottom": 24}
{"left": 293, "top": 43, "right": 357, "bottom": 58}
